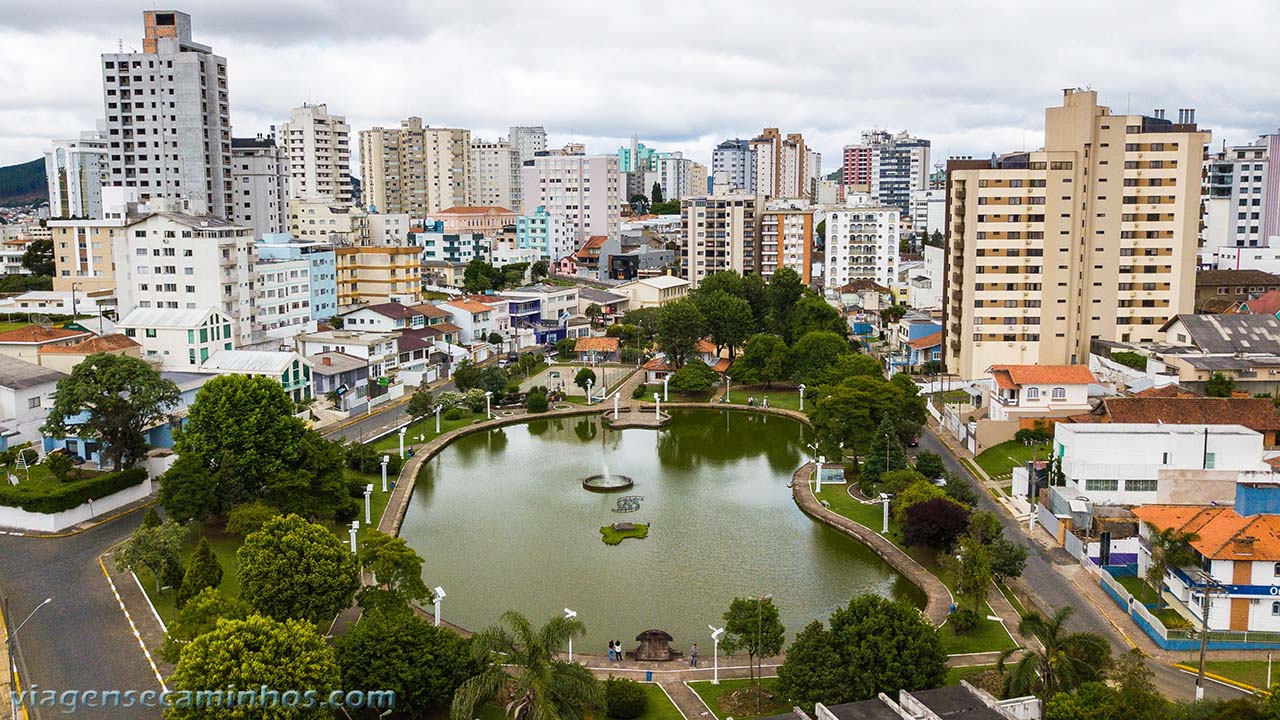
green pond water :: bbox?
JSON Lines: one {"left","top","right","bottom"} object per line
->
{"left": 400, "top": 409, "right": 922, "bottom": 652}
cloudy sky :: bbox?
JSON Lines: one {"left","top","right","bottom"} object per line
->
{"left": 2, "top": 0, "right": 1279, "bottom": 170}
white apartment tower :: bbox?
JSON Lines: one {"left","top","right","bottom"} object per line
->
{"left": 825, "top": 201, "right": 900, "bottom": 291}
{"left": 750, "top": 128, "right": 811, "bottom": 199}
{"left": 469, "top": 139, "right": 521, "bottom": 211}
{"left": 520, "top": 144, "right": 620, "bottom": 245}
{"left": 231, "top": 136, "right": 289, "bottom": 237}
{"left": 279, "top": 103, "right": 351, "bottom": 203}
{"left": 359, "top": 118, "right": 471, "bottom": 215}
{"left": 712, "top": 139, "right": 755, "bottom": 193}
{"left": 45, "top": 132, "right": 109, "bottom": 219}
{"left": 100, "top": 11, "right": 232, "bottom": 217}
{"left": 509, "top": 126, "right": 548, "bottom": 165}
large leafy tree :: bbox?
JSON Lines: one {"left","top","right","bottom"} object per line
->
{"left": 729, "top": 333, "right": 789, "bottom": 387}
{"left": 160, "top": 587, "right": 251, "bottom": 663}
{"left": 339, "top": 609, "right": 477, "bottom": 718}
{"left": 861, "top": 415, "right": 908, "bottom": 486}
{"left": 999, "top": 606, "right": 1110, "bottom": 699}
{"left": 890, "top": 373, "right": 927, "bottom": 424}
{"left": 820, "top": 353, "right": 882, "bottom": 386}
{"left": 116, "top": 518, "right": 187, "bottom": 593}
{"left": 237, "top": 514, "right": 360, "bottom": 624}
{"left": 720, "top": 596, "right": 786, "bottom": 687}
{"left": 21, "top": 238, "right": 54, "bottom": 276}
{"left": 788, "top": 331, "right": 851, "bottom": 385}
{"left": 451, "top": 610, "right": 602, "bottom": 720}
{"left": 776, "top": 621, "right": 842, "bottom": 708}
{"left": 358, "top": 531, "right": 432, "bottom": 613}
{"left": 902, "top": 498, "right": 972, "bottom": 551}
{"left": 166, "top": 614, "right": 340, "bottom": 720}
{"left": 693, "top": 270, "right": 745, "bottom": 300}
{"left": 1144, "top": 523, "right": 1200, "bottom": 610}
{"left": 43, "top": 353, "right": 179, "bottom": 470}
{"left": 407, "top": 385, "right": 436, "bottom": 419}
{"left": 789, "top": 295, "right": 846, "bottom": 340}
{"left": 810, "top": 376, "right": 906, "bottom": 456}
{"left": 766, "top": 268, "right": 805, "bottom": 338}
{"left": 695, "top": 290, "right": 755, "bottom": 359}
{"left": 176, "top": 536, "right": 223, "bottom": 609}
{"left": 656, "top": 298, "right": 705, "bottom": 369}
{"left": 668, "top": 359, "right": 718, "bottom": 394}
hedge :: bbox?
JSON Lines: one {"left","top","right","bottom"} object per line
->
{"left": 0, "top": 467, "right": 148, "bottom": 513}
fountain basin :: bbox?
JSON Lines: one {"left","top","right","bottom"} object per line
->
{"left": 582, "top": 473, "right": 635, "bottom": 492}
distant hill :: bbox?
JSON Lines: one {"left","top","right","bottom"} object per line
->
{"left": 0, "top": 159, "right": 45, "bottom": 207}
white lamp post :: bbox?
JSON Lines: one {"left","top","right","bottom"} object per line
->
{"left": 613, "top": 392, "right": 620, "bottom": 419}
{"left": 709, "top": 625, "right": 724, "bottom": 684}
{"left": 564, "top": 608, "right": 578, "bottom": 661}
{"left": 380, "top": 455, "right": 389, "bottom": 493}
{"left": 6, "top": 598, "right": 52, "bottom": 720}
{"left": 586, "top": 379, "right": 594, "bottom": 405}
{"left": 398, "top": 427, "right": 407, "bottom": 459}
{"left": 662, "top": 373, "right": 670, "bottom": 402}
{"left": 798, "top": 384, "right": 806, "bottom": 412}
{"left": 654, "top": 393, "right": 661, "bottom": 420}
{"left": 433, "top": 586, "right": 446, "bottom": 627}
{"left": 485, "top": 391, "right": 493, "bottom": 418}
{"left": 435, "top": 404, "right": 442, "bottom": 434}
{"left": 349, "top": 521, "right": 359, "bottom": 553}
{"left": 724, "top": 375, "right": 731, "bottom": 403}
{"left": 364, "top": 484, "right": 374, "bottom": 524}
{"left": 880, "top": 493, "right": 891, "bottom": 533}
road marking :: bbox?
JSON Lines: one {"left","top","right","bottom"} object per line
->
{"left": 1172, "top": 664, "right": 1257, "bottom": 694}
{"left": 130, "top": 570, "right": 167, "bottom": 633}
{"left": 97, "top": 554, "right": 168, "bottom": 692}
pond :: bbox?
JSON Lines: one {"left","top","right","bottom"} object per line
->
{"left": 400, "top": 409, "right": 922, "bottom": 653}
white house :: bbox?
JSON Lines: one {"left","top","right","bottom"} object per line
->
{"left": 614, "top": 275, "right": 689, "bottom": 309}
{"left": 200, "top": 349, "right": 314, "bottom": 404}
{"left": 502, "top": 284, "right": 580, "bottom": 323}
{"left": 0, "top": 355, "right": 66, "bottom": 450}
{"left": 987, "top": 364, "right": 1096, "bottom": 422}
{"left": 437, "top": 299, "right": 498, "bottom": 345}
{"left": 294, "top": 329, "right": 399, "bottom": 380}
{"left": 118, "top": 307, "right": 236, "bottom": 371}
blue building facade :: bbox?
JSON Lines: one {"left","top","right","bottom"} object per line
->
{"left": 257, "top": 233, "right": 338, "bottom": 320}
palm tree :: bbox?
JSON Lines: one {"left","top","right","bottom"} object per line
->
{"left": 998, "top": 606, "right": 1110, "bottom": 701}
{"left": 1144, "top": 523, "right": 1200, "bottom": 611}
{"left": 451, "top": 610, "right": 602, "bottom": 720}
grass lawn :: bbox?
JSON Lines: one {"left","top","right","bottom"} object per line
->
{"left": 974, "top": 440, "right": 1050, "bottom": 479}
{"left": 722, "top": 388, "right": 806, "bottom": 412}
{"left": 688, "top": 677, "right": 791, "bottom": 720}
{"left": 928, "top": 390, "right": 972, "bottom": 406}
{"left": 371, "top": 410, "right": 483, "bottom": 453}
{"left": 422, "top": 290, "right": 454, "bottom": 301}
{"left": 1115, "top": 575, "right": 1160, "bottom": 605}
{"left": 0, "top": 321, "right": 31, "bottom": 334}
{"left": 1199, "top": 660, "right": 1275, "bottom": 690}
{"left": 940, "top": 603, "right": 1017, "bottom": 655}
{"left": 820, "top": 483, "right": 898, "bottom": 535}
{"left": 635, "top": 384, "right": 714, "bottom": 404}
{"left": 136, "top": 526, "right": 243, "bottom": 625}
{"left": 600, "top": 523, "right": 648, "bottom": 545}
{"left": 637, "top": 684, "right": 685, "bottom": 720}
{"left": 946, "top": 664, "right": 996, "bottom": 686}
{"left": 996, "top": 581, "right": 1027, "bottom": 617}
{"left": 5, "top": 461, "right": 60, "bottom": 492}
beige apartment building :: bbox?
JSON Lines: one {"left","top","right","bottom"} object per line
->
{"left": 678, "top": 192, "right": 762, "bottom": 287}
{"left": 280, "top": 103, "right": 351, "bottom": 203}
{"left": 291, "top": 200, "right": 369, "bottom": 245}
{"left": 943, "top": 89, "right": 1210, "bottom": 379}
{"left": 335, "top": 246, "right": 422, "bottom": 309}
{"left": 49, "top": 221, "right": 119, "bottom": 293}
{"left": 359, "top": 118, "right": 470, "bottom": 215}
{"left": 759, "top": 201, "right": 815, "bottom": 283}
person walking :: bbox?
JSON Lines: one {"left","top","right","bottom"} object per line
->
{"left": 689, "top": 643, "right": 699, "bottom": 667}
{"left": 613, "top": 640, "right": 623, "bottom": 662}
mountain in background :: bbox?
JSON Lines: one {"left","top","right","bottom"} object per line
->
{"left": 0, "top": 159, "right": 46, "bottom": 207}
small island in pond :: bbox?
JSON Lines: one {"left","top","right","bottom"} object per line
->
{"left": 600, "top": 522, "right": 649, "bottom": 545}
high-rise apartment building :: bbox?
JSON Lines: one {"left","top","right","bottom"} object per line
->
{"left": 290, "top": 200, "right": 369, "bottom": 245}
{"left": 712, "top": 138, "right": 755, "bottom": 193}
{"left": 509, "top": 126, "right": 547, "bottom": 165}
{"left": 45, "top": 132, "right": 109, "bottom": 219}
{"left": 689, "top": 162, "right": 708, "bottom": 197}
{"left": 750, "top": 128, "right": 811, "bottom": 199}
{"left": 842, "top": 144, "right": 872, "bottom": 186}
{"left": 359, "top": 118, "right": 471, "bottom": 215}
{"left": 617, "top": 138, "right": 656, "bottom": 173}
{"left": 943, "top": 89, "right": 1210, "bottom": 378}
{"left": 257, "top": 233, "right": 338, "bottom": 321}
{"left": 279, "top": 103, "right": 351, "bottom": 203}
{"left": 759, "top": 200, "right": 816, "bottom": 283}
{"left": 647, "top": 152, "right": 693, "bottom": 201}
{"left": 100, "top": 11, "right": 232, "bottom": 217}
{"left": 231, "top": 136, "right": 289, "bottom": 237}
{"left": 678, "top": 192, "right": 762, "bottom": 287}
{"left": 516, "top": 205, "right": 574, "bottom": 262}
{"left": 844, "top": 130, "right": 931, "bottom": 216}
{"left": 1203, "top": 131, "right": 1280, "bottom": 250}
{"left": 469, "top": 139, "right": 520, "bottom": 211}
{"left": 824, "top": 201, "right": 899, "bottom": 291}
{"left": 520, "top": 144, "right": 620, "bottom": 246}
{"left": 335, "top": 246, "right": 422, "bottom": 309}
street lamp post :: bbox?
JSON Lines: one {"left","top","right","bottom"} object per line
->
{"left": 364, "top": 484, "right": 373, "bottom": 524}
{"left": 613, "top": 392, "right": 620, "bottom": 420}
{"left": 654, "top": 393, "right": 661, "bottom": 421}
{"left": 349, "top": 521, "right": 359, "bottom": 554}
{"left": 435, "top": 404, "right": 442, "bottom": 434}
{"left": 1195, "top": 571, "right": 1226, "bottom": 701}
{"left": 663, "top": 374, "right": 670, "bottom": 402}
{"left": 5, "top": 597, "right": 52, "bottom": 720}
{"left": 433, "top": 587, "right": 446, "bottom": 627}
{"left": 564, "top": 608, "right": 578, "bottom": 661}
{"left": 398, "top": 428, "right": 407, "bottom": 459}
{"left": 754, "top": 593, "right": 772, "bottom": 714}
{"left": 586, "top": 380, "right": 593, "bottom": 405}
{"left": 708, "top": 625, "right": 724, "bottom": 684}
{"left": 798, "top": 384, "right": 806, "bottom": 412}
{"left": 485, "top": 391, "right": 493, "bottom": 419}
{"left": 380, "top": 455, "right": 389, "bottom": 493}
{"left": 880, "top": 493, "right": 892, "bottom": 533}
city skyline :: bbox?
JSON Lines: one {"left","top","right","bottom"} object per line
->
{"left": 2, "top": 0, "right": 1279, "bottom": 168}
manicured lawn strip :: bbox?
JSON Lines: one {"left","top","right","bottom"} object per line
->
{"left": 946, "top": 664, "right": 996, "bottom": 686}
{"left": 688, "top": 678, "right": 790, "bottom": 720}
{"left": 137, "top": 526, "right": 242, "bottom": 624}
{"left": 1115, "top": 575, "right": 1160, "bottom": 605}
{"left": 940, "top": 603, "right": 1017, "bottom": 655}
{"left": 600, "top": 523, "right": 649, "bottom": 545}
{"left": 974, "top": 440, "right": 1050, "bottom": 479}
{"left": 5, "top": 462, "right": 60, "bottom": 492}
{"left": 371, "top": 411, "right": 483, "bottom": 453}
{"left": 929, "top": 390, "right": 971, "bottom": 405}
{"left": 819, "top": 483, "right": 898, "bottom": 535}
{"left": 636, "top": 384, "right": 713, "bottom": 404}
{"left": 0, "top": 321, "right": 31, "bottom": 334}
{"left": 721, "top": 389, "right": 806, "bottom": 412}
{"left": 1199, "top": 660, "right": 1274, "bottom": 690}
{"left": 996, "top": 581, "right": 1027, "bottom": 617}
{"left": 637, "top": 683, "right": 686, "bottom": 720}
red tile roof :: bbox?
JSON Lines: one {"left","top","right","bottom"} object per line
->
{"left": 0, "top": 326, "right": 92, "bottom": 345}
{"left": 38, "top": 334, "right": 139, "bottom": 354}
{"left": 442, "top": 300, "right": 495, "bottom": 315}
{"left": 411, "top": 304, "right": 453, "bottom": 319}
{"left": 1101, "top": 397, "right": 1280, "bottom": 431}
{"left": 1130, "top": 384, "right": 1194, "bottom": 398}
{"left": 1242, "top": 290, "right": 1280, "bottom": 317}
{"left": 1134, "top": 505, "right": 1280, "bottom": 561}
{"left": 575, "top": 337, "right": 620, "bottom": 353}
{"left": 988, "top": 364, "right": 1096, "bottom": 388}
{"left": 643, "top": 356, "right": 672, "bottom": 372}
{"left": 907, "top": 331, "right": 943, "bottom": 350}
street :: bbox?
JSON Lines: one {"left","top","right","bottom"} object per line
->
{"left": 919, "top": 428, "right": 1244, "bottom": 702}
{"left": 321, "top": 378, "right": 458, "bottom": 444}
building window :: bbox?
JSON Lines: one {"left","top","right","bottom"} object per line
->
{"left": 1205, "top": 453, "right": 1216, "bottom": 469}
{"left": 1124, "top": 478, "right": 1158, "bottom": 492}
{"left": 27, "top": 397, "right": 41, "bottom": 409}
{"left": 1273, "top": 601, "right": 1280, "bottom": 616}
{"left": 1273, "top": 562, "right": 1280, "bottom": 576}
{"left": 1051, "top": 387, "right": 1066, "bottom": 400}
{"left": 1084, "top": 479, "right": 1119, "bottom": 492}
{"left": 1026, "top": 387, "right": 1040, "bottom": 400}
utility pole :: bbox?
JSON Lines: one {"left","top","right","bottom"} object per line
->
{"left": 1195, "top": 571, "right": 1226, "bottom": 701}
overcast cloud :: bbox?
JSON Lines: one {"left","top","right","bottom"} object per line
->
{"left": 2, "top": 0, "right": 1278, "bottom": 169}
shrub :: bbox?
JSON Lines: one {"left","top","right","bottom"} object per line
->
{"left": 334, "top": 500, "right": 360, "bottom": 524}
{"left": 0, "top": 467, "right": 147, "bottom": 513}
{"left": 225, "top": 501, "right": 279, "bottom": 537}
{"left": 950, "top": 608, "right": 979, "bottom": 633}
{"left": 44, "top": 451, "right": 75, "bottom": 482}
{"left": 526, "top": 392, "right": 549, "bottom": 413}
{"left": 1110, "top": 351, "right": 1147, "bottom": 371}
{"left": 604, "top": 678, "right": 648, "bottom": 719}
{"left": 436, "top": 391, "right": 464, "bottom": 411}
{"left": 443, "top": 408, "right": 463, "bottom": 421}
{"left": 631, "top": 384, "right": 647, "bottom": 400}
{"left": 668, "top": 359, "right": 718, "bottom": 394}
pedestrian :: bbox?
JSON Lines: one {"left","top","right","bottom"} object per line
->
{"left": 614, "top": 640, "right": 623, "bottom": 662}
{"left": 762, "top": 397, "right": 769, "bottom": 409}
{"left": 608, "top": 641, "right": 615, "bottom": 662}
{"left": 690, "top": 643, "right": 699, "bottom": 667}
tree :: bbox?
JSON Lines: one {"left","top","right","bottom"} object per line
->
{"left": 604, "top": 678, "right": 648, "bottom": 719}
{"left": 407, "top": 385, "right": 437, "bottom": 419}
{"left": 810, "top": 377, "right": 906, "bottom": 458}
{"left": 741, "top": 274, "right": 769, "bottom": 328}
{"left": 628, "top": 195, "right": 651, "bottom": 215}
{"left": 176, "top": 536, "right": 223, "bottom": 609}
{"left": 530, "top": 260, "right": 549, "bottom": 281}
{"left": 621, "top": 307, "right": 661, "bottom": 340}
{"left": 451, "top": 610, "right": 602, "bottom": 720}
{"left": 693, "top": 271, "right": 745, "bottom": 301}
{"left": 914, "top": 452, "right": 946, "bottom": 480}
{"left": 487, "top": 331, "right": 504, "bottom": 346}
{"left": 788, "top": 331, "right": 851, "bottom": 385}
{"left": 1206, "top": 372, "right": 1235, "bottom": 398}
{"left": 44, "top": 449, "right": 74, "bottom": 481}
{"left": 890, "top": 373, "right": 926, "bottom": 424}
{"left": 474, "top": 366, "right": 509, "bottom": 395}
{"left": 160, "top": 587, "right": 251, "bottom": 663}
{"left": 157, "top": 453, "right": 219, "bottom": 523}
{"left": 892, "top": 480, "right": 950, "bottom": 523}
{"left": 116, "top": 519, "right": 187, "bottom": 592}
{"left": 696, "top": 290, "right": 754, "bottom": 359}
{"left": 767, "top": 268, "right": 805, "bottom": 338}
{"left": 463, "top": 259, "right": 503, "bottom": 293}
{"left": 452, "top": 359, "right": 483, "bottom": 390}
{"left": 920, "top": 360, "right": 944, "bottom": 375}
{"left": 167, "top": 614, "right": 340, "bottom": 720}
{"left": 555, "top": 337, "right": 577, "bottom": 360}
{"left": 237, "top": 514, "right": 360, "bottom": 624}
{"left": 225, "top": 501, "right": 279, "bottom": 537}
{"left": 778, "top": 595, "right": 945, "bottom": 705}
{"left": 903, "top": 498, "right": 971, "bottom": 551}
{"left": 992, "top": 538, "right": 1028, "bottom": 580}
{"left": 999, "top": 607, "right": 1110, "bottom": 699}
{"left": 574, "top": 367, "right": 597, "bottom": 394}
{"left": 141, "top": 506, "right": 162, "bottom": 529}
{"left": 339, "top": 609, "right": 477, "bottom": 718}
{"left": 1144, "top": 523, "right": 1200, "bottom": 610}
{"left": 955, "top": 534, "right": 992, "bottom": 613}
{"left": 861, "top": 416, "right": 908, "bottom": 486}
{"left": 584, "top": 303, "right": 602, "bottom": 324}
{"left": 721, "top": 596, "right": 786, "bottom": 690}
{"left": 729, "top": 334, "right": 790, "bottom": 386}
{"left": 358, "top": 531, "right": 432, "bottom": 613}
{"left": 789, "top": 295, "right": 846, "bottom": 340}
{"left": 43, "top": 353, "right": 179, "bottom": 470}
{"left": 650, "top": 181, "right": 664, "bottom": 205}
{"left": 656, "top": 299, "right": 704, "bottom": 369}
{"left": 668, "top": 359, "right": 718, "bottom": 394}
{"left": 820, "top": 353, "right": 883, "bottom": 386}
{"left": 880, "top": 304, "right": 908, "bottom": 326}
{"left": 20, "top": 238, "right": 53, "bottom": 276}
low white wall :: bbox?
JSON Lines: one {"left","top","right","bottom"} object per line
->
{"left": 0, "top": 478, "right": 153, "bottom": 533}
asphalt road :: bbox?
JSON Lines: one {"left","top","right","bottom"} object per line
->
{"left": 0, "top": 508, "right": 159, "bottom": 720}
{"left": 322, "top": 378, "right": 458, "bottom": 444}
{"left": 919, "top": 428, "right": 1243, "bottom": 702}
